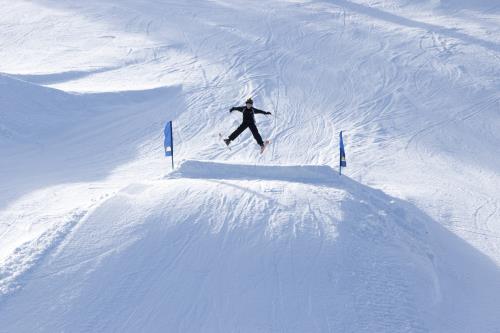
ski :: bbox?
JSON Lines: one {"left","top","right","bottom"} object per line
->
{"left": 260, "top": 140, "right": 271, "bottom": 154}
{"left": 219, "top": 133, "right": 231, "bottom": 150}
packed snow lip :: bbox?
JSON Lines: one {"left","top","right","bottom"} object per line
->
{"left": 169, "top": 160, "right": 339, "bottom": 184}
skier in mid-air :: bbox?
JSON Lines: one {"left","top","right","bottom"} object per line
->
{"left": 223, "top": 98, "right": 272, "bottom": 153}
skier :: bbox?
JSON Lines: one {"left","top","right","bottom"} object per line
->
{"left": 223, "top": 98, "right": 272, "bottom": 153}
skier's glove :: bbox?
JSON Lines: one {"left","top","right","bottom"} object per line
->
{"left": 266, "top": 112, "right": 272, "bottom": 115}
{"left": 229, "top": 107, "right": 235, "bottom": 112}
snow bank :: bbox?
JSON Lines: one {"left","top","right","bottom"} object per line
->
{"left": 2, "top": 161, "right": 499, "bottom": 331}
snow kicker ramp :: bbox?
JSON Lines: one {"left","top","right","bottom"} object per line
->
{"left": 1, "top": 160, "right": 499, "bottom": 332}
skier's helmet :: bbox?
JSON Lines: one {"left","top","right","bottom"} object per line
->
{"left": 245, "top": 98, "right": 253, "bottom": 105}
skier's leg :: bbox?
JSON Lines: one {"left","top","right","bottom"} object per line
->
{"left": 248, "top": 122, "right": 264, "bottom": 146}
{"left": 228, "top": 123, "right": 248, "bottom": 141}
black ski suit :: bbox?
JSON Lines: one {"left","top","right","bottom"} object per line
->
{"left": 228, "top": 106, "right": 271, "bottom": 146}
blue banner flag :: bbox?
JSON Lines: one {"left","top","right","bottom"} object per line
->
{"left": 339, "top": 131, "right": 346, "bottom": 168}
{"left": 164, "top": 121, "right": 173, "bottom": 157}
{"left": 164, "top": 121, "right": 174, "bottom": 169}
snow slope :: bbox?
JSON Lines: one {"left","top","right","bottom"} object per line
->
{"left": 1, "top": 0, "right": 499, "bottom": 331}
{"left": 1, "top": 160, "right": 499, "bottom": 332}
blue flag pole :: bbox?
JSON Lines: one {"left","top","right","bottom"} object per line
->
{"left": 170, "top": 121, "right": 174, "bottom": 170}
{"left": 164, "top": 121, "right": 174, "bottom": 170}
{"left": 339, "top": 131, "right": 346, "bottom": 175}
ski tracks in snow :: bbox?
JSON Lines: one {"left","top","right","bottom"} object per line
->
{"left": 0, "top": 0, "right": 500, "bottom": 330}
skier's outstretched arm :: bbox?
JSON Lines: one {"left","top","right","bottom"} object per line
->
{"left": 253, "top": 108, "right": 272, "bottom": 115}
{"left": 230, "top": 106, "right": 244, "bottom": 113}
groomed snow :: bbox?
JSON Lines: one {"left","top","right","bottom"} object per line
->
{"left": 1, "top": 0, "right": 499, "bottom": 331}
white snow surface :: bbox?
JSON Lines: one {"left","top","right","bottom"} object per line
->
{"left": 0, "top": 0, "right": 499, "bottom": 332}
